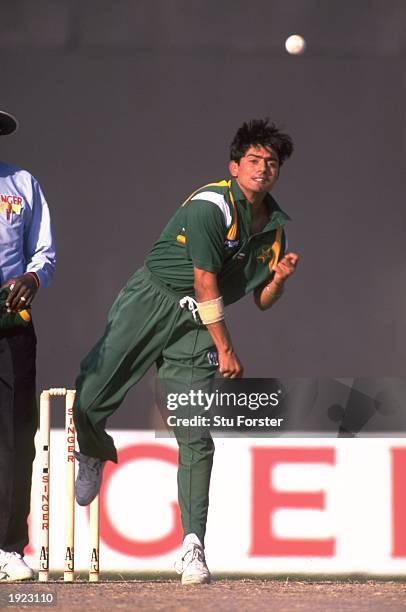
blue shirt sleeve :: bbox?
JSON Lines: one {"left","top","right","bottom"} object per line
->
{"left": 24, "top": 177, "right": 56, "bottom": 288}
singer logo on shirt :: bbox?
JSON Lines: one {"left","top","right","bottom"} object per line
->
{"left": 0, "top": 195, "right": 24, "bottom": 221}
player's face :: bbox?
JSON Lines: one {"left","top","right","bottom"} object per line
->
{"left": 229, "top": 146, "right": 279, "bottom": 198}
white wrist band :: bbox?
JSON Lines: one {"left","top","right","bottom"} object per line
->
{"left": 197, "top": 296, "right": 225, "bottom": 325}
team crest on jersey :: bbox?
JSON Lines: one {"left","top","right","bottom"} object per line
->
{"left": 0, "top": 194, "right": 24, "bottom": 221}
{"left": 257, "top": 245, "right": 276, "bottom": 265}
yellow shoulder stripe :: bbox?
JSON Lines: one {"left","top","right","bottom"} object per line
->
{"left": 178, "top": 179, "right": 237, "bottom": 245}
{"left": 180, "top": 180, "right": 230, "bottom": 207}
{"left": 226, "top": 184, "right": 237, "bottom": 241}
{"left": 268, "top": 227, "right": 283, "bottom": 271}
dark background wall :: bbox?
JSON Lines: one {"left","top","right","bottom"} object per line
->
{"left": 1, "top": 0, "right": 405, "bottom": 426}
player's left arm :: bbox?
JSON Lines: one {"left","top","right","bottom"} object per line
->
{"left": 253, "top": 252, "right": 299, "bottom": 311}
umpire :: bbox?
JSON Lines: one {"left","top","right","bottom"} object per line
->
{"left": 0, "top": 110, "right": 55, "bottom": 580}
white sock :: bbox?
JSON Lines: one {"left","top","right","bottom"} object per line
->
{"left": 183, "top": 533, "right": 203, "bottom": 548}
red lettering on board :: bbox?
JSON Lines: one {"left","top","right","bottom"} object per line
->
{"left": 99, "top": 444, "right": 182, "bottom": 556}
{"left": 250, "top": 447, "right": 336, "bottom": 557}
{"left": 391, "top": 448, "right": 406, "bottom": 557}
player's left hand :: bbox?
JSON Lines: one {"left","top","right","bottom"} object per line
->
{"left": 272, "top": 252, "right": 299, "bottom": 286}
{"left": 2, "top": 274, "right": 39, "bottom": 312}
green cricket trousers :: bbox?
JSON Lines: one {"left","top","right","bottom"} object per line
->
{"left": 74, "top": 266, "right": 217, "bottom": 544}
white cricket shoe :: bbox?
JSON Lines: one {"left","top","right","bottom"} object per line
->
{"left": 74, "top": 451, "right": 105, "bottom": 506}
{"left": 175, "top": 533, "right": 211, "bottom": 585}
{"left": 0, "top": 550, "right": 34, "bottom": 581}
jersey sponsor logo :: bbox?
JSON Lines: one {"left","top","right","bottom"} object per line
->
{"left": 225, "top": 239, "right": 239, "bottom": 249}
{"left": 207, "top": 350, "right": 219, "bottom": 366}
{"left": 0, "top": 194, "right": 24, "bottom": 221}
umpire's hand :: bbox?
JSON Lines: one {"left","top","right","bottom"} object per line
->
{"left": 2, "top": 274, "right": 39, "bottom": 311}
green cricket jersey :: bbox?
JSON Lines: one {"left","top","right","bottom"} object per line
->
{"left": 145, "top": 178, "right": 290, "bottom": 306}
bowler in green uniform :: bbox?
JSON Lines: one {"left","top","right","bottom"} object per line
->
{"left": 73, "top": 118, "right": 299, "bottom": 584}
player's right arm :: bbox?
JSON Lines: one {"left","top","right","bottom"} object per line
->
{"left": 194, "top": 267, "right": 243, "bottom": 379}
{"left": 185, "top": 195, "right": 243, "bottom": 378}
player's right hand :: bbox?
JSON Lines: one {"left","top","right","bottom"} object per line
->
{"left": 218, "top": 350, "right": 244, "bottom": 379}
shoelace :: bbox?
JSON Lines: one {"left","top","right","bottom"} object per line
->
{"left": 179, "top": 296, "right": 198, "bottom": 321}
{"left": 77, "top": 459, "right": 102, "bottom": 481}
{"left": 175, "top": 545, "right": 205, "bottom": 574}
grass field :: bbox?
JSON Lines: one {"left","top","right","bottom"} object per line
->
{"left": 1, "top": 575, "right": 406, "bottom": 611}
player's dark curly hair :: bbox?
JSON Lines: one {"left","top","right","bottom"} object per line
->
{"left": 230, "top": 118, "right": 294, "bottom": 166}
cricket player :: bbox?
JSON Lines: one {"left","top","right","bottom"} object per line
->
{"left": 74, "top": 118, "right": 298, "bottom": 584}
{"left": 0, "top": 110, "right": 55, "bottom": 580}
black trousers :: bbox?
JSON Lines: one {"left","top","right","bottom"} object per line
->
{"left": 0, "top": 324, "right": 37, "bottom": 555}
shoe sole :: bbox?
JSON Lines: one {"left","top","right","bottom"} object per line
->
{"left": 181, "top": 574, "right": 211, "bottom": 585}
{"left": 1, "top": 573, "right": 34, "bottom": 581}
{"left": 75, "top": 495, "right": 97, "bottom": 506}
